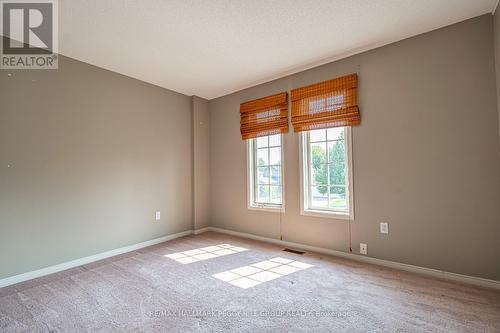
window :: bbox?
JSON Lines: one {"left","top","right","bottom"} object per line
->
{"left": 247, "top": 134, "right": 284, "bottom": 211}
{"left": 300, "top": 127, "right": 353, "bottom": 219}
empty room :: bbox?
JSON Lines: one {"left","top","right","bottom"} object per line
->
{"left": 1, "top": 0, "right": 500, "bottom": 332}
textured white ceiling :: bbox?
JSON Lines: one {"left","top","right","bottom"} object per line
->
{"left": 57, "top": 0, "right": 497, "bottom": 99}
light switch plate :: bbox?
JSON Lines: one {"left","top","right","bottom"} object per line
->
{"left": 380, "top": 222, "right": 389, "bottom": 234}
{"left": 155, "top": 211, "right": 161, "bottom": 221}
{"left": 360, "top": 243, "right": 367, "bottom": 255}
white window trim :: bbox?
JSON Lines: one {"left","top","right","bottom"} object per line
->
{"left": 299, "top": 127, "right": 354, "bottom": 220}
{"left": 246, "top": 135, "right": 285, "bottom": 213}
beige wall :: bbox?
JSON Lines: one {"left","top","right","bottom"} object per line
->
{"left": 495, "top": 5, "right": 500, "bottom": 148}
{"left": 0, "top": 55, "right": 193, "bottom": 279}
{"left": 209, "top": 15, "right": 500, "bottom": 280}
{"left": 192, "top": 96, "right": 211, "bottom": 229}
{"left": 1, "top": 13, "right": 499, "bottom": 283}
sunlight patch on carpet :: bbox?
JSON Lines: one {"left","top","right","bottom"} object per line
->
{"left": 212, "top": 257, "right": 313, "bottom": 289}
{"left": 164, "top": 244, "right": 248, "bottom": 264}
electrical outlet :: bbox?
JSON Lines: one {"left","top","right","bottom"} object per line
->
{"left": 360, "top": 243, "right": 367, "bottom": 255}
{"left": 380, "top": 222, "right": 389, "bottom": 234}
{"left": 155, "top": 211, "right": 161, "bottom": 221}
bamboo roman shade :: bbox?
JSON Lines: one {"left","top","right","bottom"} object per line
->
{"left": 240, "top": 92, "right": 288, "bottom": 140}
{"left": 291, "top": 74, "right": 360, "bottom": 132}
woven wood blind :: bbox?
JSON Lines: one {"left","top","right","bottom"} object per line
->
{"left": 291, "top": 74, "right": 360, "bottom": 132}
{"left": 240, "top": 92, "right": 288, "bottom": 140}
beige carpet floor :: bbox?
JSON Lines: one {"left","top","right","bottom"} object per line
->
{"left": 1, "top": 231, "right": 499, "bottom": 332}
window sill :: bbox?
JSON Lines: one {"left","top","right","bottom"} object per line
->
{"left": 248, "top": 205, "right": 284, "bottom": 213}
{"left": 301, "top": 208, "right": 352, "bottom": 220}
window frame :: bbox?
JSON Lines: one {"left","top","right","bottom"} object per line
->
{"left": 246, "top": 134, "right": 285, "bottom": 213}
{"left": 299, "top": 127, "right": 354, "bottom": 220}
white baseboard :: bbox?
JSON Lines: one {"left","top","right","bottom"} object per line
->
{"left": 207, "top": 226, "right": 500, "bottom": 291}
{"left": 193, "top": 227, "right": 210, "bottom": 235}
{"left": 0, "top": 229, "right": 197, "bottom": 288}
{"left": 2, "top": 226, "right": 498, "bottom": 291}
